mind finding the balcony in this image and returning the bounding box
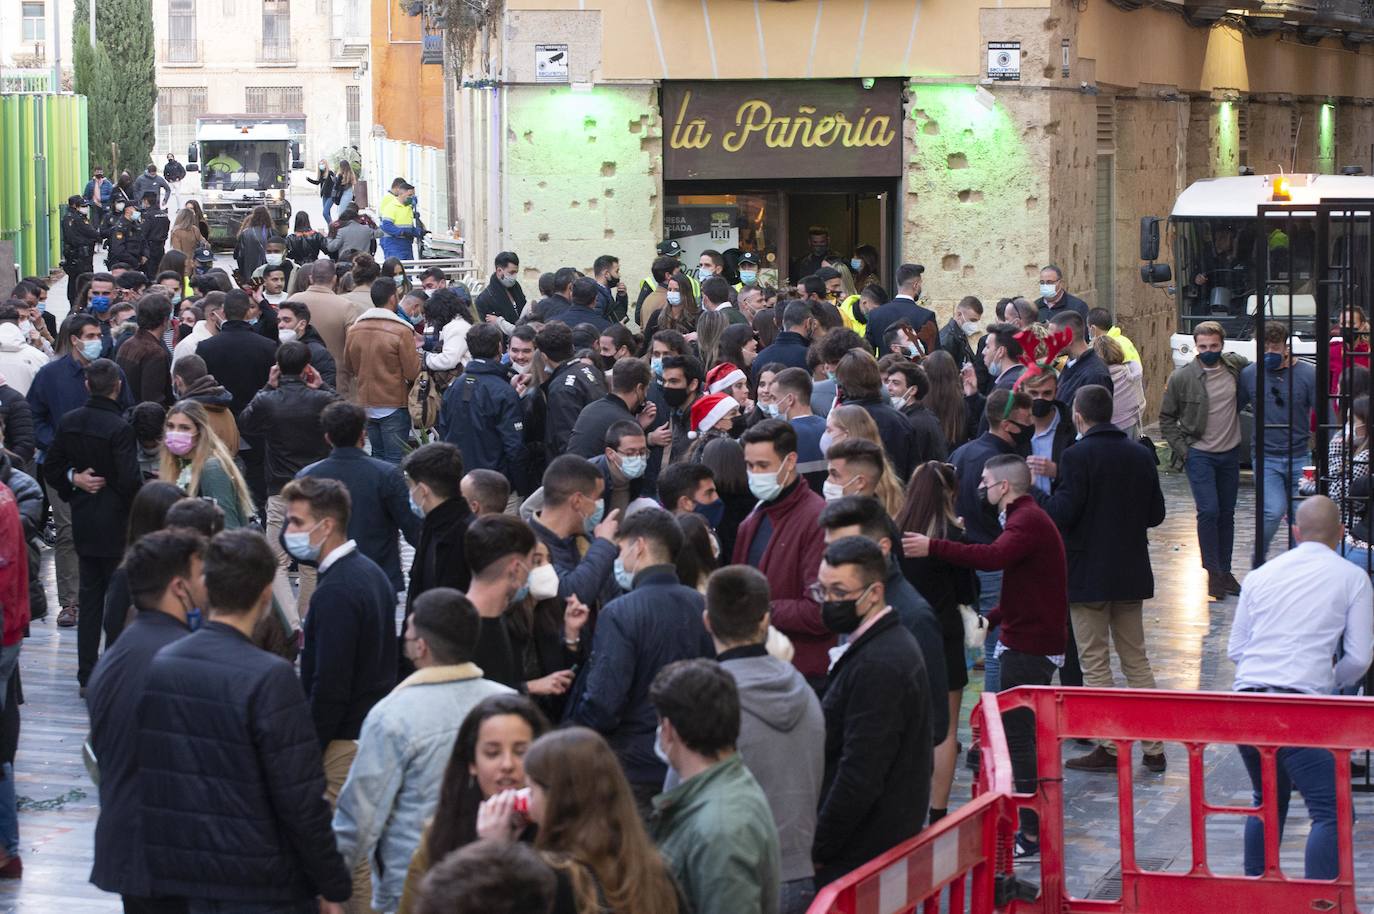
[1183,0,1374,32]
[160,39,203,66]
[256,38,297,66]
[330,37,368,67]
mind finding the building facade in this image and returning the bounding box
[0,0,74,87]
[151,0,371,168]
[403,0,1374,415]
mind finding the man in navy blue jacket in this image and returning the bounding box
[753,301,816,381]
[529,454,621,609]
[297,402,419,613]
[565,506,714,814]
[137,530,351,911]
[87,529,204,912]
[1048,311,1113,411]
[439,323,530,494]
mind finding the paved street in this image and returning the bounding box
[0,467,1370,911]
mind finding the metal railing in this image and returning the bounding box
[160,39,203,65]
[255,38,297,64]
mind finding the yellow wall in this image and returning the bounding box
[371,4,446,148]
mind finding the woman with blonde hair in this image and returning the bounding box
[183,198,211,241]
[822,406,904,513]
[158,399,255,528]
[478,727,681,913]
[169,207,206,258]
[334,159,357,214]
[1092,334,1144,437]
[695,309,729,370]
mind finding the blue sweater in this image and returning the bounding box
[28,354,134,455]
[1240,359,1318,456]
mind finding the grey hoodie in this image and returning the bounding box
[725,649,826,884]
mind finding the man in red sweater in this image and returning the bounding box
[903,453,1066,859]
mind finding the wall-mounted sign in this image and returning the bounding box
[988,41,1021,81]
[421,35,444,66]
[535,44,568,83]
[662,79,903,182]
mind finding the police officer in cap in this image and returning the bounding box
[137,191,172,271]
[61,195,104,304]
[736,251,761,290]
[636,238,699,316]
[106,201,146,270]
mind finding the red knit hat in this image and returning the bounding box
[689,392,737,438]
[706,362,747,395]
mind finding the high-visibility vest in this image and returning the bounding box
[838,294,865,335]
[640,273,701,298]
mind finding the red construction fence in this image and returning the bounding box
[807,686,1374,913]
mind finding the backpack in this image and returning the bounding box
[408,367,459,429]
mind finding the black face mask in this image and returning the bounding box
[662,386,689,409]
[1009,421,1034,453]
[977,483,996,510]
[728,414,748,438]
[821,585,873,634]
[1030,399,1055,419]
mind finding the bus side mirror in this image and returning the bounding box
[291,142,304,170]
[1140,216,1161,261]
[1140,263,1171,285]
[187,144,198,164]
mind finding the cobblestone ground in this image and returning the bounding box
[0,467,1370,912]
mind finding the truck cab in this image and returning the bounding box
[186,115,305,246]
[1141,173,1374,367]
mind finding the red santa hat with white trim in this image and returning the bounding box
[689,392,737,439]
[706,362,746,395]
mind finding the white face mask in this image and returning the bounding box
[278,328,298,344]
[822,479,848,501]
[527,563,560,600]
[961,321,980,335]
[266,253,284,266]
[511,359,532,375]
[1039,283,1057,300]
[264,291,287,305]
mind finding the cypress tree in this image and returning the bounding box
[73,0,156,174]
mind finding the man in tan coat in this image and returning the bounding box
[288,259,366,371]
[342,276,421,465]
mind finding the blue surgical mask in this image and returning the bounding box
[760,402,779,419]
[80,339,103,361]
[409,494,425,517]
[651,357,664,379]
[1039,283,1057,300]
[739,270,756,285]
[697,267,714,282]
[620,454,647,480]
[186,605,203,631]
[666,291,681,306]
[513,584,530,602]
[89,295,112,314]
[1263,352,1283,372]
[748,467,785,502]
[585,498,605,535]
[281,521,323,565]
[693,498,725,528]
[654,722,672,766]
[826,369,836,382]
[850,258,863,272]
[613,555,635,590]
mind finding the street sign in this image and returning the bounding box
[535,44,569,84]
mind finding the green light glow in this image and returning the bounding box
[1217,101,1237,169]
[1318,102,1336,172]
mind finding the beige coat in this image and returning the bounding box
[287,285,367,364]
[342,308,422,408]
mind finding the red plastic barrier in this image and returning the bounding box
[806,687,1374,914]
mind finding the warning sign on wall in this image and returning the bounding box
[987,41,1021,81]
[535,44,569,83]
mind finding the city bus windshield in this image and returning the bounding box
[198,141,291,191]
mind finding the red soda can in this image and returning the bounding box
[511,787,531,815]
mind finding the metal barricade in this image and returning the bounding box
[806,687,1374,914]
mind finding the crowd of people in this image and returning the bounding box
[0,199,1362,913]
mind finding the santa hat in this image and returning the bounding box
[706,362,747,395]
[689,392,737,439]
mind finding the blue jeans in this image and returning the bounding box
[366,409,411,465]
[1238,745,1339,880]
[1341,542,1373,574]
[1183,446,1240,573]
[976,568,1003,692]
[1256,454,1304,564]
[0,763,15,857]
[779,877,815,914]
[321,198,333,225]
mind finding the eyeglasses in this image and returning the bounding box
[1270,386,1286,408]
[807,581,874,604]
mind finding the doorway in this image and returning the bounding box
[663,179,899,289]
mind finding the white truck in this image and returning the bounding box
[1140,172,1374,367]
[184,114,306,245]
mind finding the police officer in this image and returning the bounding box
[537,320,607,458]
[61,195,104,305]
[137,192,171,271]
[438,323,531,494]
[635,239,699,317]
[105,202,145,270]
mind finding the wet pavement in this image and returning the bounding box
[0,463,1370,911]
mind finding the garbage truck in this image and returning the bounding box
[185,114,305,245]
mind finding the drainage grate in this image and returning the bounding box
[1086,856,1174,900]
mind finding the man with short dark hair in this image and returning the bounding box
[810,328,864,418]
[702,566,823,914]
[417,841,557,914]
[1035,264,1089,321]
[656,462,719,520]
[864,263,935,356]
[529,454,621,608]
[277,299,338,387]
[658,353,704,466]
[440,323,530,491]
[87,529,205,913]
[460,468,510,516]
[567,357,656,459]
[342,276,422,464]
[1050,385,1168,774]
[138,530,352,912]
[537,321,606,457]
[1086,307,1140,364]
[549,276,613,333]
[649,658,781,914]
[735,419,829,684]
[591,254,628,323]
[700,276,749,326]
[755,301,815,379]
[288,258,368,365]
[567,507,713,812]
[45,358,143,689]
[533,266,579,322]
[812,536,931,885]
[474,252,526,331]
[904,454,1067,858]
[297,402,421,614]
[769,366,826,491]
[1048,310,1113,410]
[115,294,174,405]
[884,361,948,462]
[334,588,512,912]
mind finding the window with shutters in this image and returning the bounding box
[346,85,361,149]
[1238,104,1249,167]
[166,0,198,62]
[261,0,292,60]
[1095,154,1115,315]
[157,87,208,155]
[1095,101,1116,156]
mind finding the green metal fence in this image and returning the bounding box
[0,93,89,282]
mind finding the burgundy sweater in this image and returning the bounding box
[928,494,1067,656]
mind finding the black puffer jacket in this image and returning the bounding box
[0,384,35,466]
[138,622,351,905]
